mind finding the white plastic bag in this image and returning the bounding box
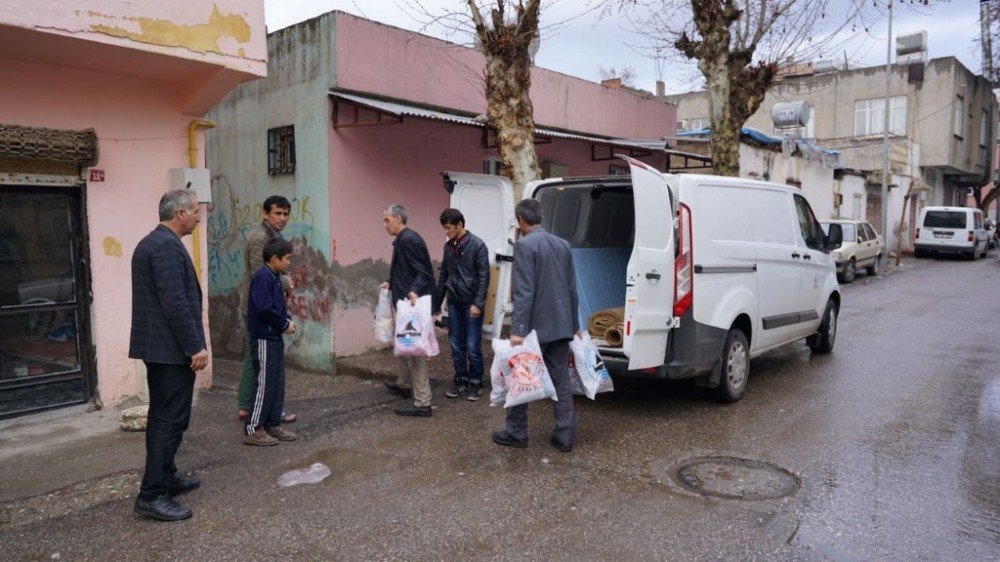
[277,462,332,487]
[489,339,512,406]
[569,332,614,400]
[393,295,438,357]
[373,288,394,343]
[491,331,557,408]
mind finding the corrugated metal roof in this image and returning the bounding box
[329,91,677,154]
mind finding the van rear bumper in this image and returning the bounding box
[915,241,973,253]
[603,313,726,381]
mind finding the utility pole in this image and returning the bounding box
[881,0,893,244]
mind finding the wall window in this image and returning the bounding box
[482,157,502,176]
[679,117,710,132]
[609,164,629,175]
[980,110,989,147]
[953,97,964,138]
[854,96,906,137]
[267,126,296,175]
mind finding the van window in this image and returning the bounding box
[973,212,983,229]
[924,211,966,229]
[793,195,824,250]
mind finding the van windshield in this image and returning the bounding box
[924,211,966,229]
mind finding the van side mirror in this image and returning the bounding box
[827,224,843,249]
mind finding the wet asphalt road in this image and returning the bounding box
[1,257,998,560]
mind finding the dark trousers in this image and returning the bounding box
[448,301,485,387]
[504,339,576,445]
[245,338,285,435]
[140,362,195,500]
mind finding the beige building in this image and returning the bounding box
[665,57,996,251]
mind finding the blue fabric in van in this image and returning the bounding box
[570,247,631,330]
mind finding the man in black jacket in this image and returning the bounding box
[434,208,490,401]
[379,204,436,417]
[129,189,208,521]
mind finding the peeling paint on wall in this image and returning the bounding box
[102,236,122,257]
[88,4,251,56]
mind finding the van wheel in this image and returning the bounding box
[807,300,838,354]
[838,259,856,284]
[865,254,881,276]
[713,329,749,403]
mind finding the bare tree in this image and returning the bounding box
[614,0,931,176]
[599,64,638,87]
[466,1,543,198]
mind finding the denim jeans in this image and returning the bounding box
[448,301,484,387]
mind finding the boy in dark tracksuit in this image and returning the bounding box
[244,238,297,446]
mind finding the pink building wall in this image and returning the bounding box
[0,1,266,407]
[333,13,675,139]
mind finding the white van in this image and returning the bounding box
[913,206,990,259]
[445,157,841,402]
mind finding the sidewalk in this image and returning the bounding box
[0,332,468,529]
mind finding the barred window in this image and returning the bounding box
[267,125,295,175]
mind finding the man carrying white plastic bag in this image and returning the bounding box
[568,332,614,400]
[393,295,438,357]
[491,199,581,453]
[488,331,556,408]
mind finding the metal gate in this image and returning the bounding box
[0,185,92,418]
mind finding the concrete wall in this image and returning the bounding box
[207,15,336,370]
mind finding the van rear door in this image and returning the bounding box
[444,172,517,335]
[622,157,674,370]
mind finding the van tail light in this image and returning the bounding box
[967,231,974,242]
[914,228,920,240]
[674,203,693,317]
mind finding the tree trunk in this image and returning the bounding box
[703,60,740,176]
[484,46,540,200]
[979,185,1000,214]
[469,1,542,200]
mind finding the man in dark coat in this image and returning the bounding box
[379,204,436,417]
[434,208,490,401]
[129,189,208,521]
[492,198,581,453]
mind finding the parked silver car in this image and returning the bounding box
[820,220,884,283]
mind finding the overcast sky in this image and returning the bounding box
[263,0,985,95]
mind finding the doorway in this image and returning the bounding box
[0,185,92,418]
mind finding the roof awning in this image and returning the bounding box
[329,90,711,169]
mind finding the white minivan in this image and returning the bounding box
[913,206,990,259]
[446,157,841,402]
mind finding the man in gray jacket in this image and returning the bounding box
[492,198,580,453]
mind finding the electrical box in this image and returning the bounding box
[168,168,211,203]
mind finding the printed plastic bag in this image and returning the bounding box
[569,332,614,400]
[393,296,438,357]
[373,288,394,343]
[277,462,332,487]
[495,331,557,408]
[567,355,587,396]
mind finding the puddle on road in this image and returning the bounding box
[667,456,800,501]
[288,449,403,483]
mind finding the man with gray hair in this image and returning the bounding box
[492,198,581,453]
[129,189,208,521]
[379,204,436,417]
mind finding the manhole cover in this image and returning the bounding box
[668,456,799,500]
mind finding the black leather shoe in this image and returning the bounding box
[549,436,573,453]
[384,381,413,399]
[168,476,200,496]
[394,406,432,417]
[492,430,527,448]
[133,495,192,522]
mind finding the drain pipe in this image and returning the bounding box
[187,119,215,281]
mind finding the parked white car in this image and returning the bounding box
[447,157,841,403]
[820,219,884,283]
[914,206,990,260]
